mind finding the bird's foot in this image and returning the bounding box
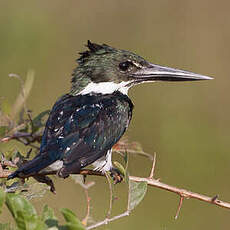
[110,167,123,184]
[33,174,56,194]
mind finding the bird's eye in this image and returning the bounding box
[119,61,133,72]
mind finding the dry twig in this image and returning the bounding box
[2,168,230,210]
[128,176,230,210]
[82,188,91,226]
[86,211,129,230]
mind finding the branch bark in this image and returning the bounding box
[2,169,230,210]
[86,211,129,230]
[129,175,230,210]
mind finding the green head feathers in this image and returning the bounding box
[71,40,148,94]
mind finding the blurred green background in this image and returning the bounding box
[0,0,230,229]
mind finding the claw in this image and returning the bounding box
[33,174,56,194]
[110,168,123,184]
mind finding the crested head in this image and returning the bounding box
[71,40,148,95]
[70,41,212,95]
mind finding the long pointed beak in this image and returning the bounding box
[130,63,213,82]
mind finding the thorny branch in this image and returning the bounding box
[128,176,230,210]
[1,161,230,211]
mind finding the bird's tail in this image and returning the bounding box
[7,153,55,180]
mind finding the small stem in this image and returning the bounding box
[86,211,129,230]
[149,152,156,179]
[105,172,113,218]
[175,195,184,219]
[82,188,91,226]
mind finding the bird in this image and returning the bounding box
[8,40,212,182]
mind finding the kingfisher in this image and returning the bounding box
[8,41,212,182]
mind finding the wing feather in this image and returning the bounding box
[40,92,133,176]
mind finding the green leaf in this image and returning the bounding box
[5,193,37,219]
[123,151,130,183]
[105,171,113,185]
[41,205,58,228]
[61,208,85,230]
[124,151,128,166]
[0,223,11,230]
[128,180,147,211]
[15,210,45,230]
[42,205,56,221]
[0,188,5,214]
[46,227,58,230]
[63,223,85,230]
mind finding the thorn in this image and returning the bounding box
[149,152,156,179]
[175,195,184,220]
